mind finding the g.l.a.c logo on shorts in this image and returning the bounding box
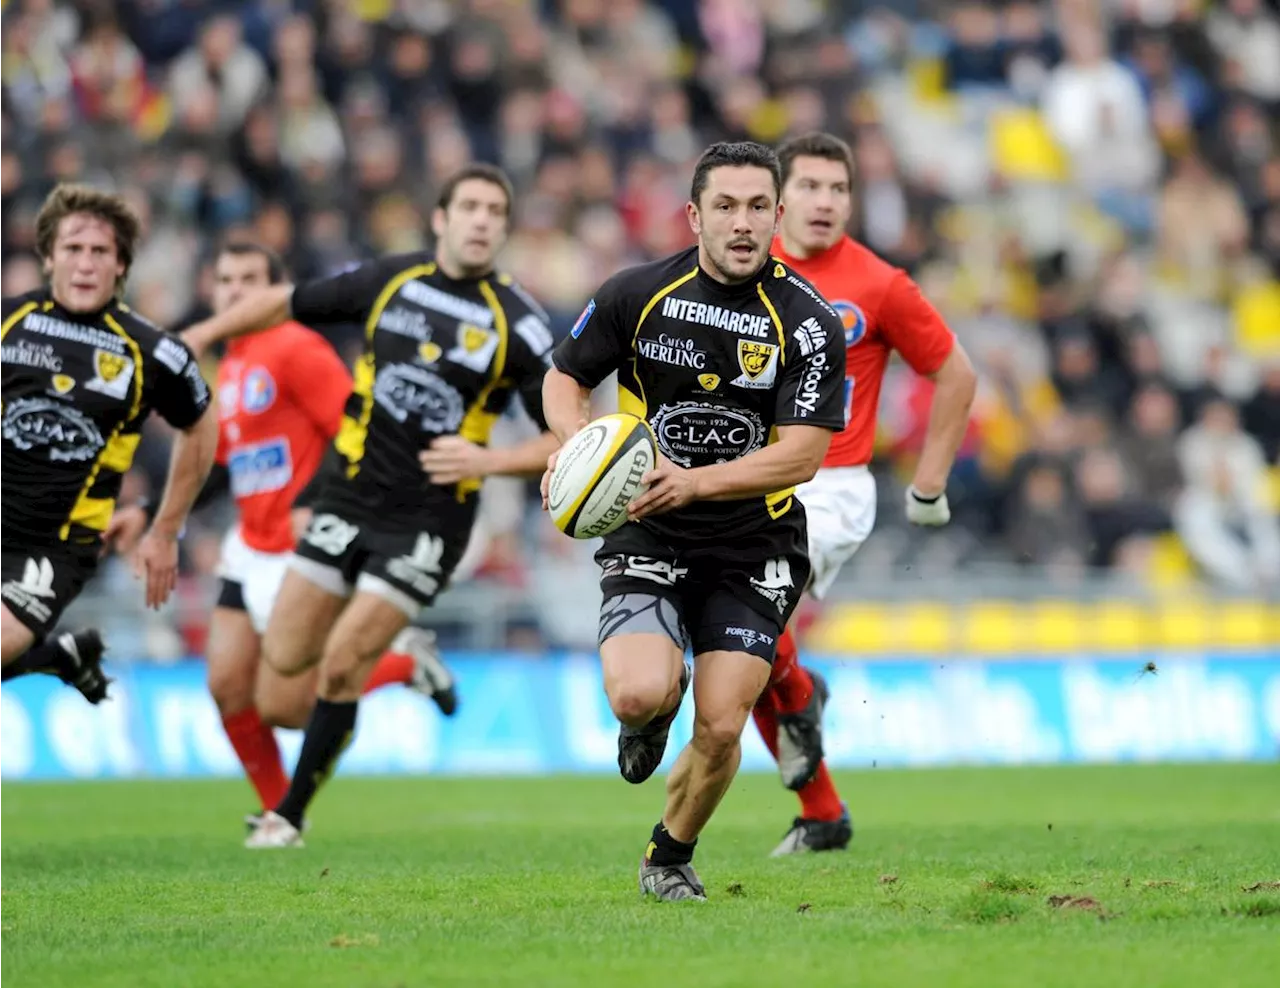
[831,300,867,346]
[571,299,596,339]
[242,368,276,414]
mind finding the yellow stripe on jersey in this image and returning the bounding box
[756,283,786,366]
[0,299,38,414]
[626,266,698,417]
[1,301,38,340]
[764,426,793,519]
[336,262,436,478]
[455,280,511,498]
[60,314,146,538]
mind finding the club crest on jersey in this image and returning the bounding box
[85,348,134,399]
[418,341,443,365]
[50,374,75,394]
[697,373,720,391]
[832,300,867,346]
[773,262,786,278]
[732,340,779,390]
[242,368,276,414]
[459,323,491,353]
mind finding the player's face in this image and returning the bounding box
[44,213,124,313]
[780,156,853,255]
[212,252,272,314]
[433,178,510,277]
[689,165,782,284]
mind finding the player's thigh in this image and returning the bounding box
[205,585,261,714]
[688,590,780,725]
[316,591,412,698]
[240,544,293,637]
[796,467,877,599]
[1,545,94,660]
[261,567,348,676]
[596,532,692,718]
[598,595,688,722]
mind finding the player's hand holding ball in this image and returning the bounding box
[627,456,699,520]
[905,485,951,526]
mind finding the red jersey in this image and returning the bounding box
[770,236,954,467]
[215,322,351,553]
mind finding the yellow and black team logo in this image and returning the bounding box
[698,373,720,391]
[51,374,75,394]
[774,262,786,278]
[738,341,774,380]
[95,350,128,382]
[732,340,779,390]
[418,341,442,364]
[459,323,491,353]
[86,347,135,400]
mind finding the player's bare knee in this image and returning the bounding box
[257,686,310,730]
[206,663,254,716]
[691,711,745,766]
[608,681,669,727]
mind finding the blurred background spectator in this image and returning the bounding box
[3,0,1278,658]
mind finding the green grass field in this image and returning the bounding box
[3,764,1278,988]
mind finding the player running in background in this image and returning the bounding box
[760,133,977,855]
[112,242,458,827]
[543,142,847,900]
[2,184,216,702]
[181,165,558,847]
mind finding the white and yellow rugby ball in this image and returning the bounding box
[548,413,657,539]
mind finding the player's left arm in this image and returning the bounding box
[420,307,560,483]
[134,334,218,608]
[630,302,845,516]
[879,273,977,523]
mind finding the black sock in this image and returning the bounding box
[1,637,65,681]
[276,698,357,829]
[645,822,697,866]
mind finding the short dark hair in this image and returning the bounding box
[690,142,782,206]
[777,132,855,187]
[216,241,286,283]
[35,184,141,292]
[436,163,514,216]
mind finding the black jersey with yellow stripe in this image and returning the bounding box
[288,252,553,520]
[552,245,847,545]
[1,289,211,545]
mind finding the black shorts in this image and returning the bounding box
[1,542,99,638]
[290,500,471,617]
[594,513,811,663]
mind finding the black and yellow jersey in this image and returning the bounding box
[1,289,211,545]
[288,252,553,520]
[552,245,846,545]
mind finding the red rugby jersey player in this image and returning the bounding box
[754,134,977,857]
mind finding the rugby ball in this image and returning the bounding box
[548,413,657,539]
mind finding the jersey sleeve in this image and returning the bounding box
[774,303,847,430]
[551,271,637,389]
[878,272,955,376]
[145,333,212,430]
[290,255,414,328]
[281,328,352,439]
[506,305,555,430]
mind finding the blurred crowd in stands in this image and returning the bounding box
[3,0,1279,655]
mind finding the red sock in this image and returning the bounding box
[798,762,844,822]
[766,627,813,714]
[221,707,289,811]
[752,689,780,758]
[361,651,414,694]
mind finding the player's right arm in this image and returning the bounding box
[543,275,637,443]
[180,256,408,355]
